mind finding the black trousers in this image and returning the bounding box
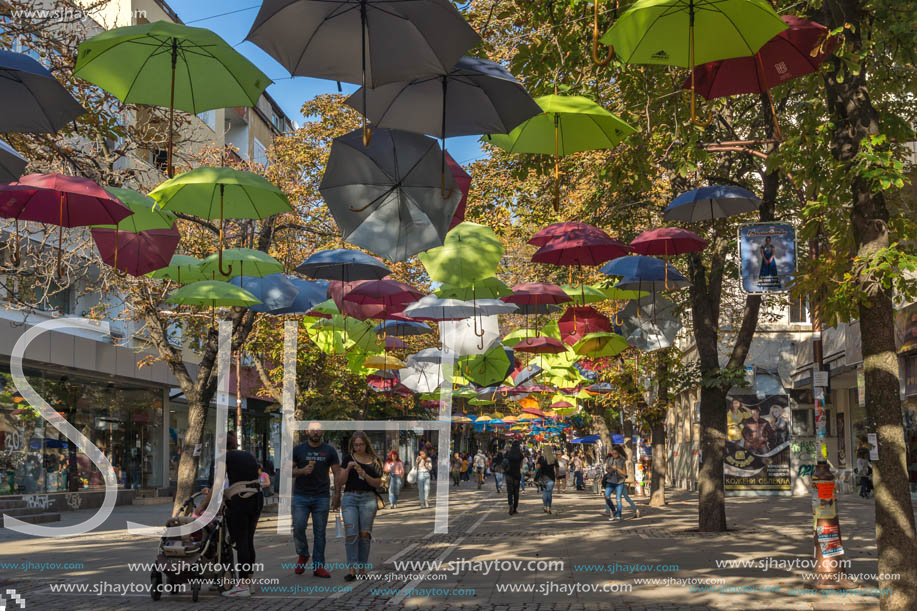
[226,494,263,579]
[505,475,520,511]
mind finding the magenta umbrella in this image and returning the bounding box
[630,227,707,289]
[343,279,423,309]
[682,16,838,139]
[558,306,611,346]
[0,185,43,265]
[513,336,567,354]
[12,174,132,275]
[91,227,181,277]
[446,152,471,231]
[329,279,397,321]
[531,234,630,267]
[528,222,609,247]
[501,282,571,305]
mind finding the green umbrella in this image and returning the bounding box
[561,284,607,305]
[453,386,478,400]
[468,398,494,406]
[199,248,283,279]
[307,315,381,354]
[457,343,511,387]
[309,299,340,317]
[436,276,512,300]
[573,331,629,358]
[502,327,538,348]
[147,254,206,284]
[167,280,261,310]
[485,95,635,210]
[418,222,504,287]
[74,21,270,177]
[149,167,292,276]
[599,0,786,126]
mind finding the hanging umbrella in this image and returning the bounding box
[0,139,27,182]
[587,382,614,394]
[13,173,133,276]
[246,0,479,145]
[307,299,339,319]
[364,354,406,371]
[446,153,472,230]
[531,231,630,267]
[502,283,571,306]
[682,15,839,138]
[436,277,512,300]
[399,360,443,394]
[562,284,607,306]
[458,343,512,387]
[514,337,567,354]
[343,279,423,312]
[328,279,394,321]
[406,296,517,321]
[406,348,446,367]
[573,332,629,358]
[529,222,607,247]
[385,336,406,350]
[440,315,500,356]
[147,254,207,284]
[597,285,649,301]
[367,373,400,392]
[522,406,548,418]
[167,280,261,311]
[512,363,542,386]
[558,306,612,346]
[663,185,761,222]
[630,227,707,288]
[74,21,270,177]
[229,273,298,313]
[321,127,461,261]
[599,0,787,127]
[91,227,181,277]
[418,222,504,287]
[296,248,391,281]
[375,319,432,337]
[601,255,690,293]
[308,315,381,354]
[270,277,329,315]
[617,295,682,352]
[200,248,284,279]
[515,303,564,316]
[485,95,636,210]
[0,50,86,133]
[91,186,178,274]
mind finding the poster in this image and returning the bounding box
[724,395,791,493]
[837,413,846,466]
[738,222,796,293]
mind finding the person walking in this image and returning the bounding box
[607,445,640,521]
[337,432,383,581]
[414,449,433,508]
[504,441,524,515]
[462,453,471,481]
[383,451,404,509]
[856,447,873,498]
[573,453,585,490]
[536,446,559,514]
[557,452,569,493]
[493,448,505,493]
[451,452,463,486]
[473,449,487,490]
[291,422,341,578]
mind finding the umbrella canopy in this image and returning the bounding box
[663,185,761,222]
[399,361,442,394]
[532,233,630,267]
[229,274,298,313]
[458,343,512,387]
[364,354,406,371]
[561,284,607,305]
[91,227,181,277]
[502,282,571,305]
[558,306,612,346]
[343,279,423,310]
[436,277,512,300]
[630,227,707,256]
[95,187,176,232]
[321,127,461,261]
[308,315,381,354]
[269,277,329,315]
[529,222,608,247]
[446,153,471,230]
[601,255,690,292]
[0,50,86,133]
[384,336,406,350]
[418,221,504,287]
[200,248,284,279]
[617,295,682,352]
[514,337,567,354]
[404,295,517,321]
[440,314,500,356]
[328,279,395,320]
[167,280,261,308]
[573,332,629,358]
[512,363,542,386]
[307,299,339,318]
[0,139,27,182]
[522,407,547,418]
[571,434,600,444]
[375,319,432,337]
[406,348,446,367]
[147,254,207,284]
[296,248,391,281]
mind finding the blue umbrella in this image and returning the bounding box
[295,248,391,281]
[513,363,542,386]
[663,185,761,222]
[0,50,86,133]
[230,273,297,313]
[271,277,329,315]
[502,345,516,379]
[374,319,432,336]
[601,255,689,292]
[573,362,597,381]
[572,434,600,444]
[587,382,614,393]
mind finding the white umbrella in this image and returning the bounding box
[406,347,446,367]
[404,294,518,320]
[399,362,442,394]
[440,314,500,356]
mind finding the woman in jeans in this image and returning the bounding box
[606,446,640,521]
[536,446,559,514]
[336,432,382,581]
[414,450,432,508]
[383,450,404,509]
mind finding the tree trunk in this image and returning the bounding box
[819,3,917,606]
[172,393,206,513]
[697,384,728,531]
[650,421,666,507]
[590,407,613,454]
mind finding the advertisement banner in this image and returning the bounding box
[725,395,791,493]
[738,222,796,293]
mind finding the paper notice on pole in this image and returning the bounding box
[814,371,829,388]
[867,433,879,461]
[193,443,201,457]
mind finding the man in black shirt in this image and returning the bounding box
[291,422,341,578]
[504,441,524,515]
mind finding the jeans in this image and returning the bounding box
[859,475,872,497]
[505,475,520,511]
[541,479,555,508]
[416,471,431,506]
[292,494,330,568]
[341,491,377,568]
[494,472,504,492]
[603,484,619,516]
[575,471,584,489]
[388,475,402,506]
[613,482,637,515]
[226,494,263,579]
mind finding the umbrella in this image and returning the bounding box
[458,343,512,387]
[600,0,787,126]
[375,320,432,337]
[522,407,547,418]
[485,95,635,210]
[531,234,630,267]
[92,187,177,274]
[399,361,443,394]
[0,139,27,182]
[682,16,839,138]
[572,434,600,444]
[440,315,500,356]
[385,336,406,350]
[270,277,329,315]
[617,295,682,352]
[150,167,292,275]
[14,173,132,275]
[328,279,395,320]
[296,248,391,281]
[562,284,607,306]
[167,280,262,312]
[630,227,707,289]
[601,255,690,293]
[663,185,761,222]
[0,50,86,133]
[75,21,270,176]
[529,222,608,247]
[200,248,284,279]
[307,299,339,318]
[308,315,381,354]
[447,153,472,230]
[587,382,614,393]
[229,273,298,313]
[91,227,181,277]
[364,354,405,371]
[418,222,504,288]
[320,127,461,261]
[147,255,207,284]
[512,363,542,386]
[406,348,446,367]
[558,306,612,346]
[573,332,629,358]
[343,279,423,312]
[436,277,512,300]
[246,0,480,145]
[513,337,567,354]
[347,55,540,192]
[502,282,571,306]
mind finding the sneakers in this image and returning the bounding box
[221,585,251,597]
[294,555,309,575]
[313,568,331,578]
[609,513,617,522]
[601,509,610,516]
[634,508,641,519]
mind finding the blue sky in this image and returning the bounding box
[169,0,485,166]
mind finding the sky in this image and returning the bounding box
[168,0,486,166]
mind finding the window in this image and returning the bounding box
[253,138,268,167]
[789,297,809,323]
[151,148,168,173]
[791,409,813,436]
[197,110,216,132]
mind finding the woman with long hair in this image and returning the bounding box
[383,450,404,509]
[336,432,383,581]
[536,445,559,514]
[414,449,433,508]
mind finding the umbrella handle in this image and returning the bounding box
[362,119,373,147]
[591,0,615,66]
[113,230,127,278]
[218,249,233,277]
[11,218,21,267]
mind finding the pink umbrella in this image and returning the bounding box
[91,227,181,277]
[446,152,471,231]
[343,279,423,309]
[550,400,573,409]
[630,227,707,289]
[531,234,630,267]
[13,174,132,275]
[521,406,547,418]
[501,282,571,305]
[513,336,567,354]
[0,185,43,265]
[558,306,611,346]
[528,222,609,247]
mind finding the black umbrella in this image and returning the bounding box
[246,0,480,145]
[0,50,86,133]
[0,139,27,182]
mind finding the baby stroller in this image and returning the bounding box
[150,491,236,602]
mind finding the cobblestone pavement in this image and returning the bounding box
[2,481,899,610]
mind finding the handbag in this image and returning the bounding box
[380,472,391,491]
[374,490,386,510]
[407,469,418,485]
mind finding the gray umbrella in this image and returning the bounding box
[0,139,27,182]
[616,295,682,352]
[229,274,298,313]
[271,277,328,315]
[0,50,86,133]
[320,127,461,262]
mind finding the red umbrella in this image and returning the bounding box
[528,222,609,247]
[12,174,132,275]
[558,306,611,346]
[501,282,571,305]
[513,336,567,354]
[550,400,573,409]
[328,279,407,321]
[91,227,181,277]
[682,16,839,138]
[0,185,43,265]
[515,384,553,394]
[531,234,630,267]
[630,227,706,289]
[522,406,547,417]
[343,279,423,309]
[446,152,471,231]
